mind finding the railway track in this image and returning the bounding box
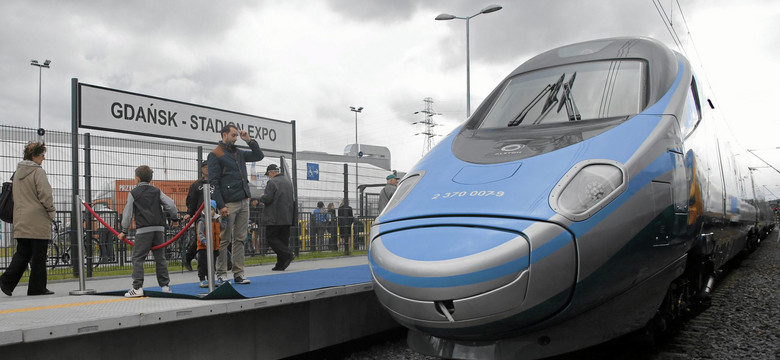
[651,231,780,360]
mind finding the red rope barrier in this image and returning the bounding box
[151,206,202,250]
[80,199,203,250]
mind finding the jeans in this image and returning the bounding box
[216,198,248,279]
[130,231,169,290]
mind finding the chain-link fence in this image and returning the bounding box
[1,125,386,278]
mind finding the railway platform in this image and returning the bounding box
[0,255,399,360]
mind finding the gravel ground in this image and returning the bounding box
[303,230,780,360]
[655,230,780,360]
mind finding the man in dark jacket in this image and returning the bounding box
[337,199,353,253]
[259,164,295,271]
[208,124,264,285]
[378,173,398,213]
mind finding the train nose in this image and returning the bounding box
[369,220,576,337]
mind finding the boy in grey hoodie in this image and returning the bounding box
[118,165,179,297]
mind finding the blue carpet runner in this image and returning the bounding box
[98,265,371,300]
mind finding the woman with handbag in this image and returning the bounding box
[0,142,56,296]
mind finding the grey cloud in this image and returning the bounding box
[325,0,420,24]
[432,1,677,72]
[29,0,254,41]
[188,58,255,89]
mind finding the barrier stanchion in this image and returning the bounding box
[70,195,97,295]
[201,180,215,296]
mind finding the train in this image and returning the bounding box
[367,37,776,359]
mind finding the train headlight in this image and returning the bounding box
[549,160,627,221]
[380,171,425,216]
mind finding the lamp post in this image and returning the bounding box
[436,4,502,118]
[30,59,52,140]
[350,106,363,213]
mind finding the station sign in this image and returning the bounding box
[78,82,294,154]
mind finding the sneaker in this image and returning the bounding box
[199,280,209,288]
[161,285,171,293]
[125,288,144,298]
[234,276,250,285]
[216,277,228,286]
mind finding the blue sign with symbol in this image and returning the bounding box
[307,163,319,181]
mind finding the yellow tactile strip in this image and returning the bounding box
[0,297,147,315]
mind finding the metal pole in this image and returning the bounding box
[350,107,362,216]
[197,146,203,177]
[355,112,359,212]
[70,196,96,295]
[466,17,471,118]
[84,133,93,275]
[37,66,42,140]
[202,179,215,294]
[31,60,50,140]
[290,121,300,257]
[343,163,349,255]
[343,163,349,204]
[70,78,80,277]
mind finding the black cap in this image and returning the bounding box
[201,160,208,168]
[265,164,279,175]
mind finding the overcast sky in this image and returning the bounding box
[1,0,779,196]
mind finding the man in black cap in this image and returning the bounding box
[378,172,399,213]
[182,160,212,271]
[259,163,295,270]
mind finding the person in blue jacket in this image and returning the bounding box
[207,124,264,285]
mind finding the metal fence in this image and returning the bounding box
[0,125,381,279]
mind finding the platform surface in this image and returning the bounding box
[0,256,372,346]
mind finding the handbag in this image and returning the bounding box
[0,173,15,223]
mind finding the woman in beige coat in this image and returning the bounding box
[0,142,56,296]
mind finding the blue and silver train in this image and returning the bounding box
[368,37,775,359]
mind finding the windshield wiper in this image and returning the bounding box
[507,83,551,127]
[557,72,581,121]
[532,74,565,125]
[507,73,565,127]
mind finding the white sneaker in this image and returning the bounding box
[125,288,144,298]
[161,285,171,293]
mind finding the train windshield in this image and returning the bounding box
[479,60,647,129]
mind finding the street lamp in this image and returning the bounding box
[30,59,52,140]
[436,4,502,118]
[350,106,363,213]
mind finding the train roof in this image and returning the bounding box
[507,37,681,109]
